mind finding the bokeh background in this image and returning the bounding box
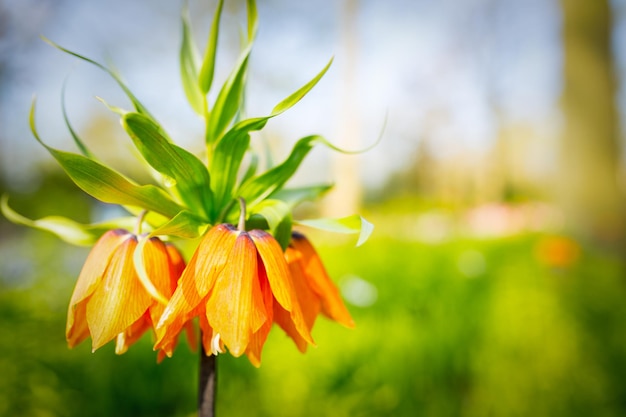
[2,0,626,416]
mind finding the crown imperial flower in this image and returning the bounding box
[282,232,355,352]
[66,229,190,359]
[155,223,317,367]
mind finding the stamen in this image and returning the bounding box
[115,332,127,355]
[210,333,223,356]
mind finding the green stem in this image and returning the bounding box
[237,197,246,231]
[135,210,148,235]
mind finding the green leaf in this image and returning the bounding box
[198,0,224,94]
[180,4,204,115]
[238,135,320,208]
[249,199,292,250]
[296,215,374,247]
[210,129,250,216]
[122,112,213,219]
[249,199,289,231]
[42,36,155,121]
[47,150,181,218]
[240,152,258,184]
[212,57,333,143]
[1,195,136,246]
[271,184,333,208]
[270,57,333,116]
[96,96,127,116]
[206,46,252,143]
[273,214,293,251]
[246,0,258,43]
[150,210,209,239]
[61,77,95,158]
[30,100,183,218]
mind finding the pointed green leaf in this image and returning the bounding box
[62,77,94,158]
[246,0,258,43]
[30,101,183,218]
[180,4,204,114]
[249,199,289,231]
[271,184,333,208]
[274,214,293,251]
[206,47,251,143]
[296,215,374,246]
[1,195,136,246]
[96,96,127,116]
[47,150,182,217]
[240,152,258,184]
[270,57,332,116]
[42,36,155,121]
[238,135,320,208]
[198,0,224,94]
[150,210,209,239]
[212,57,333,143]
[248,199,292,250]
[122,112,213,219]
[210,129,250,215]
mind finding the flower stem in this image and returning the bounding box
[135,210,148,235]
[237,197,246,231]
[199,343,217,417]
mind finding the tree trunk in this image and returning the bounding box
[559,0,625,246]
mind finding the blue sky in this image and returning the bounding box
[0,0,623,191]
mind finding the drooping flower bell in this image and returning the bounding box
[66,229,191,359]
[155,224,315,367]
[279,231,355,352]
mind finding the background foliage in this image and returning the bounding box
[1,178,625,417]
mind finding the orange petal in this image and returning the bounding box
[66,300,90,348]
[144,237,177,298]
[250,230,314,345]
[115,312,151,355]
[205,232,266,357]
[198,312,216,356]
[249,230,292,310]
[66,229,129,338]
[286,247,321,331]
[183,320,198,352]
[245,259,275,367]
[156,226,234,350]
[273,302,308,353]
[143,238,179,326]
[291,233,354,328]
[86,236,152,351]
[154,251,203,351]
[194,224,238,295]
[165,243,186,285]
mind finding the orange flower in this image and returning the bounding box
[66,229,190,359]
[280,231,354,352]
[155,224,314,367]
[535,235,581,268]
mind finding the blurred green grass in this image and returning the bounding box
[2,218,625,416]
